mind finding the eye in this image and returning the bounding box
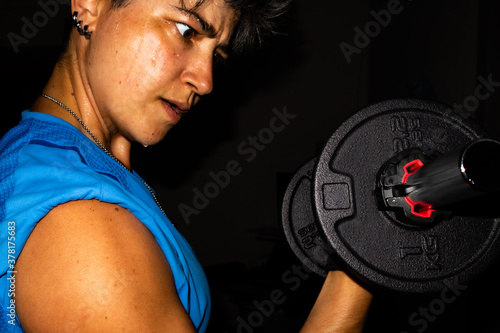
[175,22,196,39]
[213,52,227,65]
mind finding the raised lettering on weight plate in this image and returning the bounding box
[399,234,442,271]
[298,224,318,250]
[390,116,423,153]
[423,235,441,270]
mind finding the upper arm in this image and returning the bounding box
[14,199,196,333]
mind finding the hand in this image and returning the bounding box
[301,271,373,333]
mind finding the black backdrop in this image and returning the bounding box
[1,0,500,332]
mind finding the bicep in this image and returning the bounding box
[14,199,196,333]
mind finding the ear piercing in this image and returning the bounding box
[72,11,92,39]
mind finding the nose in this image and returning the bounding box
[181,48,214,96]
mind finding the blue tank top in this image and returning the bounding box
[0,111,211,332]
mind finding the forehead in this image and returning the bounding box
[179,0,239,24]
[130,0,239,33]
[113,0,237,18]
[178,0,233,11]
[105,0,239,50]
[127,0,237,17]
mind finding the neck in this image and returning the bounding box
[32,38,132,170]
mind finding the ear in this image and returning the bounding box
[71,0,101,33]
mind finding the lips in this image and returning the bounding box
[161,99,189,123]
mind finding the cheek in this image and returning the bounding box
[138,38,184,91]
[111,34,166,96]
[88,19,182,104]
[121,49,185,112]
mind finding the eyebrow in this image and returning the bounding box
[172,5,217,38]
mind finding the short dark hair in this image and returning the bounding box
[110,0,291,54]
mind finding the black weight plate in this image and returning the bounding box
[313,99,500,293]
[281,158,337,277]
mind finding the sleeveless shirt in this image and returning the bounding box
[0,111,210,332]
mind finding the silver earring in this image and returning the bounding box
[72,11,92,39]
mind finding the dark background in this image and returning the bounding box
[2,0,500,332]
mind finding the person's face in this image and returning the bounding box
[86,0,238,146]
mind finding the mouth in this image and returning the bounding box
[161,99,189,123]
[163,99,189,114]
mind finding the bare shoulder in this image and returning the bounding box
[14,199,196,332]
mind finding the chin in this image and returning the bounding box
[139,126,173,147]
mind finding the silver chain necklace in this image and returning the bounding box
[40,93,167,217]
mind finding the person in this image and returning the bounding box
[0,0,372,331]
